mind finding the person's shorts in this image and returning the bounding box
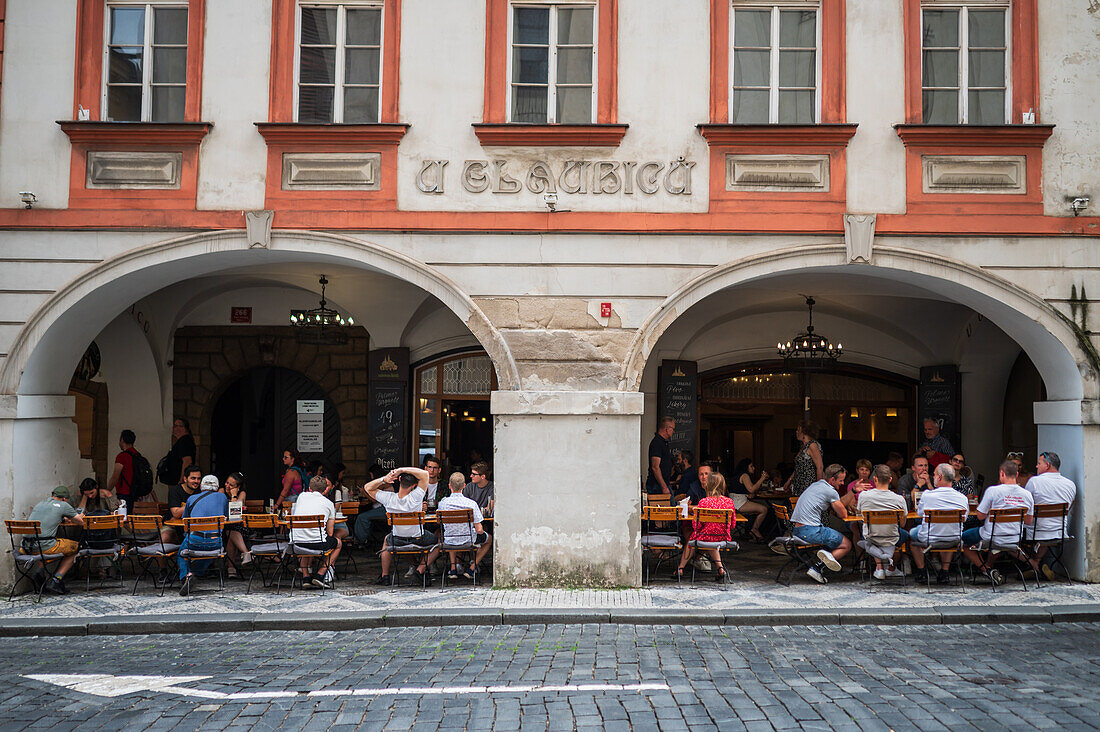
[295,536,339,552]
[27,538,79,557]
[960,527,983,547]
[384,531,438,549]
[793,525,844,551]
[731,494,749,510]
[444,532,490,548]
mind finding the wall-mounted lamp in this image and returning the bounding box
[19,191,36,209]
[543,192,558,212]
[1070,196,1090,217]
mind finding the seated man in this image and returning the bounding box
[789,464,852,583]
[424,472,493,580]
[177,474,229,595]
[363,466,434,585]
[961,460,1035,586]
[857,464,909,580]
[463,462,494,515]
[908,462,970,584]
[24,486,84,595]
[1023,450,1077,579]
[291,475,342,589]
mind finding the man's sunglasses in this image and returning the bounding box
[1006,451,1024,459]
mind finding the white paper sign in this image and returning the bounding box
[297,400,324,414]
[296,410,324,452]
[297,432,323,451]
[228,501,243,520]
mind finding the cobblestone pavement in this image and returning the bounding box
[3,623,1099,731]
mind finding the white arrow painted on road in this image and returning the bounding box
[25,674,669,701]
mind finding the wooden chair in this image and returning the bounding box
[336,501,362,574]
[241,513,286,593]
[76,513,125,592]
[912,509,967,592]
[857,510,907,587]
[767,504,824,586]
[125,515,179,596]
[975,507,1032,592]
[278,515,336,594]
[132,501,165,516]
[644,494,673,507]
[5,520,64,602]
[385,512,437,588]
[686,507,738,587]
[243,500,267,514]
[436,508,483,590]
[178,516,228,596]
[641,505,683,586]
[1027,502,1071,582]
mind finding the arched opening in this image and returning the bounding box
[210,367,342,501]
[413,351,496,473]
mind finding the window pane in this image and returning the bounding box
[511,85,547,122]
[153,7,188,45]
[512,46,548,84]
[301,7,337,46]
[344,86,380,123]
[419,399,437,453]
[733,50,769,87]
[300,47,336,84]
[346,8,382,45]
[779,10,815,47]
[514,7,549,45]
[110,7,145,45]
[346,48,380,84]
[108,47,144,84]
[968,50,1005,86]
[556,86,591,123]
[106,86,142,121]
[731,88,769,123]
[557,7,593,44]
[778,50,815,87]
[420,366,438,394]
[968,9,1005,47]
[557,48,592,85]
[922,50,958,87]
[778,90,814,123]
[922,9,958,48]
[299,85,335,122]
[733,9,770,47]
[152,47,187,83]
[922,89,958,124]
[151,85,185,121]
[968,89,1005,124]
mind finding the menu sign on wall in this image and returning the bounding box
[919,365,960,449]
[296,399,324,452]
[369,348,409,470]
[659,360,698,458]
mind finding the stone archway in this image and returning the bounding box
[173,325,369,480]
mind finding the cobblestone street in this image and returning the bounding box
[3,623,1098,731]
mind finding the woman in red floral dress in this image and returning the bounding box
[675,472,737,582]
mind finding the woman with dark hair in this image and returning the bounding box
[732,458,769,542]
[784,421,823,496]
[224,472,246,502]
[222,472,250,570]
[276,448,309,505]
[75,477,119,514]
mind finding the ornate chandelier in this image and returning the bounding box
[777,296,842,367]
[291,275,354,345]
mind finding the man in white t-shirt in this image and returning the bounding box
[363,466,433,585]
[908,462,970,585]
[961,460,1034,586]
[291,475,341,589]
[422,455,443,507]
[1024,451,1076,579]
[422,472,492,580]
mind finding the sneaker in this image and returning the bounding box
[323,566,335,583]
[768,540,790,557]
[447,569,460,580]
[987,568,1005,586]
[913,569,928,584]
[1041,564,1056,581]
[816,549,841,572]
[404,566,418,579]
[310,574,331,590]
[43,578,66,595]
[935,569,950,584]
[178,574,193,596]
[693,556,712,572]
[807,566,828,584]
[241,551,253,565]
[463,566,476,580]
[885,567,905,578]
[373,574,391,586]
[873,568,886,581]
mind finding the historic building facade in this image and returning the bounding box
[1,0,1098,586]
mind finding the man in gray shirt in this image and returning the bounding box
[24,486,85,595]
[463,461,495,515]
[790,464,852,583]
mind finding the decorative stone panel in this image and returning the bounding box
[724,154,830,192]
[86,151,182,189]
[922,155,1027,194]
[281,152,382,190]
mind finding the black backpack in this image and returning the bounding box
[84,509,118,550]
[128,451,155,499]
[156,452,178,485]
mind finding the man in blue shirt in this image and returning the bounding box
[178,473,229,595]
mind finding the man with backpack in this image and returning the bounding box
[106,429,154,511]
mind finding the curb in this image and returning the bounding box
[0,604,1097,637]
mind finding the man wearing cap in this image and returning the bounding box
[177,473,229,595]
[24,486,84,595]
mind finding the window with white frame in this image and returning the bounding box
[104,1,188,122]
[297,2,383,123]
[921,3,1009,124]
[730,4,819,124]
[509,2,596,124]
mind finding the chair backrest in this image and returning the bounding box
[642,505,681,523]
[83,514,122,531]
[988,507,1027,542]
[388,511,425,527]
[862,509,905,527]
[243,500,266,512]
[5,519,42,536]
[645,495,672,507]
[127,514,163,533]
[673,493,688,504]
[182,516,225,534]
[694,507,733,526]
[242,513,278,530]
[133,501,163,516]
[773,503,791,522]
[281,501,295,514]
[286,514,325,531]
[925,509,966,524]
[339,501,361,516]
[438,508,475,525]
[1033,502,1069,519]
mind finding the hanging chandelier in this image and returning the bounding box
[777,296,842,368]
[291,275,354,345]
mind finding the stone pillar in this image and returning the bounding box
[491,390,644,588]
[1033,399,1099,581]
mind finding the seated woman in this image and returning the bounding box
[222,472,251,570]
[675,472,737,582]
[841,459,874,513]
[325,473,350,541]
[732,458,769,542]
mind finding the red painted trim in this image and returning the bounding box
[269,0,402,123]
[711,0,845,124]
[58,121,213,144]
[902,0,919,124]
[473,123,628,146]
[483,0,618,124]
[895,124,1053,148]
[698,124,857,147]
[255,123,409,146]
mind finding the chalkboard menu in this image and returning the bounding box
[919,365,960,449]
[659,360,698,457]
[369,348,409,470]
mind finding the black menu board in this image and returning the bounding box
[369,348,409,470]
[919,365,959,449]
[659,360,698,456]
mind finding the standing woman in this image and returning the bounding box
[276,449,309,506]
[222,472,250,569]
[784,421,823,496]
[732,458,769,542]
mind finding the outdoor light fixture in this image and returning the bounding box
[777,296,842,369]
[291,274,353,345]
[18,191,36,209]
[1070,196,1090,216]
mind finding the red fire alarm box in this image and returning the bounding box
[600,302,612,318]
[231,307,253,324]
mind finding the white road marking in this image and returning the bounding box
[25,674,669,701]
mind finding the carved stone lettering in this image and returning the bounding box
[416,159,447,194]
[428,157,697,198]
[462,160,490,193]
[491,159,521,193]
[559,160,592,194]
[593,161,621,194]
[636,162,664,194]
[664,158,695,195]
[620,161,637,194]
[526,161,556,193]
